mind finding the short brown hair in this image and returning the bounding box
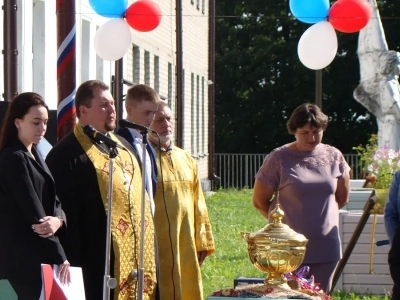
[286,103,328,134]
[125,84,159,106]
[75,80,109,118]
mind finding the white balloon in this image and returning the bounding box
[297,21,338,70]
[94,19,131,61]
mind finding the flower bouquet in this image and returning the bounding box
[353,134,400,212]
[353,134,400,188]
[367,145,400,189]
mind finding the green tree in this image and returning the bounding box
[215,0,400,154]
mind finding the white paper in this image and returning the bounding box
[52,265,86,300]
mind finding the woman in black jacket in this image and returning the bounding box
[0,93,70,299]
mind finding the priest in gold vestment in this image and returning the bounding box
[46,80,158,300]
[149,101,215,300]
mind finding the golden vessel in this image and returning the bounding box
[242,203,308,286]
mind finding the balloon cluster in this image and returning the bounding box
[90,0,162,61]
[290,0,372,70]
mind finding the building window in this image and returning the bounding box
[132,46,140,83]
[202,0,205,14]
[154,55,159,92]
[196,0,200,10]
[191,73,195,153]
[168,63,173,112]
[191,0,194,4]
[202,76,205,154]
[144,51,150,85]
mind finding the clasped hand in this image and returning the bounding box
[32,216,62,238]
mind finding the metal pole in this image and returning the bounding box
[136,132,148,300]
[175,0,183,148]
[114,59,124,123]
[56,0,76,140]
[208,0,220,187]
[315,69,322,108]
[103,154,118,300]
[3,0,18,101]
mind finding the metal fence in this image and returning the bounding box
[214,153,362,190]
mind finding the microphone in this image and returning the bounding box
[118,119,157,134]
[83,125,125,150]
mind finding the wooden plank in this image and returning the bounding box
[350,180,366,189]
[343,233,388,243]
[338,210,393,293]
[342,214,384,223]
[343,273,392,285]
[342,223,386,233]
[342,263,390,274]
[332,199,377,294]
[342,217,384,224]
[342,212,382,218]
[349,190,373,197]
[342,284,392,295]
[345,253,388,264]
[347,197,369,204]
[341,243,389,255]
[346,204,367,211]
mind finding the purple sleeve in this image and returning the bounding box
[255,151,280,190]
[337,150,351,179]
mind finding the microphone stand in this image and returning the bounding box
[136,130,148,300]
[103,146,118,300]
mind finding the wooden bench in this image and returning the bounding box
[335,211,392,294]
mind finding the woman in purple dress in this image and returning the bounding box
[252,103,350,294]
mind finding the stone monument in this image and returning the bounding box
[353,0,400,150]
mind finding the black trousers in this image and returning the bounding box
[392,287,400,300]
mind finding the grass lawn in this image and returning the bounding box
[201,189,389,300]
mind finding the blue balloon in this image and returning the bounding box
[289,0,330,24]
[89,0,128,18]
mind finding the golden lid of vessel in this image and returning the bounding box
[242,201,308,286]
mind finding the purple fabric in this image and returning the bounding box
[255,143,350,264]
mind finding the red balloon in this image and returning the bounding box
[125,0,162,32]
[328,0,372,33]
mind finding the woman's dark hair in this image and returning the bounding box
[0,92,48,153]
[286,103,328,135]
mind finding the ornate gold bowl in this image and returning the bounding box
[242,204,308,286]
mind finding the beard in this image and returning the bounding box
[159,134,173,145]
[105,120,116,132]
